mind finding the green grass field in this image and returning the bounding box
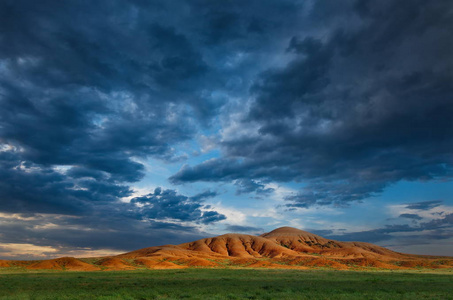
[0,269,452,299]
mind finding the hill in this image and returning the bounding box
[1,227,452,271]
[261,227,405,260]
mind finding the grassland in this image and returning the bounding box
[0,269,452,299]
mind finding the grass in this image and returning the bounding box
[0,269,452,299]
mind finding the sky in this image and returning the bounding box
[0,0,452,259]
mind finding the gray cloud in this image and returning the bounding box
[0,152,131,215]
[234,179,274,196]
[0,0,310,216]
[131,188,226,224]
[0,1,218,220]
[0,187,225,259]
[325,211,453,246]
[0,0,312,257]
[171,0,453,207]
[405,200,443,210]
[190,190,219,202]
[1,0,452,258]
[225,225,264,233]
[399,214,423,221]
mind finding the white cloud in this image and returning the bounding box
[0,243,58,258]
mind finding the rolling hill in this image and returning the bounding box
[1,227,452,271]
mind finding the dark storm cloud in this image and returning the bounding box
[2,0,453,258]
[324,212,453,244]
[399,214,423,221]
[225,225,264,233]
[172,0,453,207]
[0,0,253,254]
[422,213,453,228]
[405,200,443,210]
[0,152,132,215]
[0,213,208,260]
[131,188,225,224]
[0,0,233,217]
[185,0,304,46]
[190,190,219,202]
[0,186,225,259]
[234,179,274,196]
[0,0,309,216]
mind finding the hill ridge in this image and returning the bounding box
[1,227,452,271]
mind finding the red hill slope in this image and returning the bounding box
[261,227,405,260]
[118,233,306,260]
[1,227,452,270]
[26,257,99,271]
[179,233,304,258]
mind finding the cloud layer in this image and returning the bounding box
[171,0,453,208]
[0,0,452,257]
